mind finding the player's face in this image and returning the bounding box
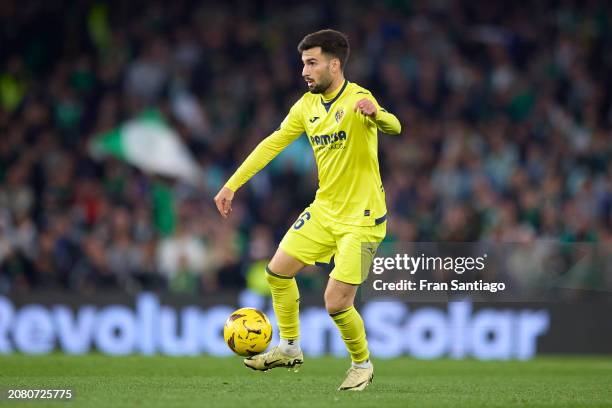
[302,47,335,94]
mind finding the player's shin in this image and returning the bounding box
[329,305,370,364]
[265,266,301,355]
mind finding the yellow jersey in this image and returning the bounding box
[225,80,401,226]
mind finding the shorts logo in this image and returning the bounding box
[335,108,344,123]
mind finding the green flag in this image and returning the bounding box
[90,110,201,185]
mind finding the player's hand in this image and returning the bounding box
[214,186,234,219]
[354,98,377,118]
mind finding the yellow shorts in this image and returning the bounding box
[279,203,386,285]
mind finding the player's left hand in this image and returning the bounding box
[354,98,377,118]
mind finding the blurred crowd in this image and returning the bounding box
[1,0,611,295]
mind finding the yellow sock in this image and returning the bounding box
[330,306,369,363]
[266,266,300,340]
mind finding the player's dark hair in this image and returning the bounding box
[297,29,350,69]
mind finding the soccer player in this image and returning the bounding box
[214,29,401,391]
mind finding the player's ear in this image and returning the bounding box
[331,58,340,73]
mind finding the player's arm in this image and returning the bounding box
[354,95,401,135]
[214,100,305,218]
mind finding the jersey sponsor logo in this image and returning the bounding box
[335,108,344,123]
[309,130,347,146]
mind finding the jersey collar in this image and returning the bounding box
[321,80,348,113]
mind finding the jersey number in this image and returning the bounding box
[293,212,311,230]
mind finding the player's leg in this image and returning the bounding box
[326,222,386,390]
[245,207,335,371]
[325,278,370,364]
[325,278,373,391]
[244,248,305,371]
[266,247,304,353]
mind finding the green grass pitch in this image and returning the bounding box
[1,355,611,407]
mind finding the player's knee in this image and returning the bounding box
[324,290,351,314]
[265,265,292,282]
[267,248,303,278]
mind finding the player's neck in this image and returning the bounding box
[322,76,346,100]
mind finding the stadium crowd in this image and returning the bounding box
[1,1,611,295]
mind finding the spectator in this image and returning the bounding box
[0,0,610,296]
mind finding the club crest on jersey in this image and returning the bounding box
[335,108,344,123]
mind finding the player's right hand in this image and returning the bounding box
[214,186,234,219]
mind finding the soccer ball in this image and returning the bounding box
[223,307,273,356]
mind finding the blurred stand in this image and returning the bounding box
[0,1,611,298]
